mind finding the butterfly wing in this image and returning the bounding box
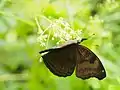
[41,44,77,77]
[76,45,106,80]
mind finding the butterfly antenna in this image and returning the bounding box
[39,48,55,54]
[88,33,95,39]
[81,38,88,42]
[78,33,95,43]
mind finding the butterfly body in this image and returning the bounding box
[39,40,106,80]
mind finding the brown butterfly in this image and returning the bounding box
[39,38,106,80]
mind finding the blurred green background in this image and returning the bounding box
[0,0,120,90]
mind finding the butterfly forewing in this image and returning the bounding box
[41,44,77,77]
[76,45,106,80]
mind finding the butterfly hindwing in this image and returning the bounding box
[76,45,106,80]
[41,44,77,77]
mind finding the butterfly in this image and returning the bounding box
[39,38,106,80]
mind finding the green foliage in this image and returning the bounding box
[0,0,120,90]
